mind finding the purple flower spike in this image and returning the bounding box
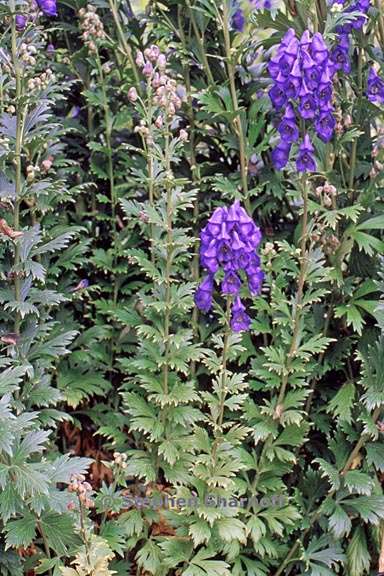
[196,201,263,332]
[230,297,251,332]
[296,134,317,173]
[37,0,57,16]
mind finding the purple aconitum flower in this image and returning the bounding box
[272,141,291,170]
[367,67,384,104]
[230,296,251,332]
[315,112,336,142]
[232,7,245,31]
[268,28,336,170]
[195,275,214,312]
[15,15,27,30]
[278,104,299,142]
[195,201,263,332]
[37,0,57,16]
[296,134,317,172]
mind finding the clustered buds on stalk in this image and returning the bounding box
[79,5,105,53]
[27,68,54,91]
[19,42,38,66]
[129,45,187,124]
[315,181,337,208]
[67,474,95,509]
[113,451,128,469]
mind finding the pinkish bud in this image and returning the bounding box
[155,115,163,128]
[179,129,188,141]
[128,87,138,102]
[135,51,144,67]
[143,61,153,77]
[157,54,166,70]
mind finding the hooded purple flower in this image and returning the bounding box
[15,14,27,30]
[195,275,214,312]
[330,34,351,74]
[315,112,336,142]
[367,67,384,104]
[230,296,251,332]
[296,134,317,172]
[221,271,241,295]
[278,104,299,142]
[272,141,291,170]
[196,201,263,331]
[232,7,245,31]
[298,93,317,119]
[37,0,57,16]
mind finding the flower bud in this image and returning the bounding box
[128,87,138,102]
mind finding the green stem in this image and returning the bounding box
[276,176,309,410]
[10,0,23,335]
[107,0,141,88]
[163,125,173,397]
[178,6,200,359]
[221,1,250,212]
[79,500,91,567]
[211,299,231,461]
[375,0,384,48]
[185,0,215,85]
[36,520,52,576]
[349,44,363,196]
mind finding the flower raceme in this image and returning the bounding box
[268,28,336,173]
[195,201,264,332]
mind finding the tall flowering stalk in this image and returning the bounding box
[122,46,205,493]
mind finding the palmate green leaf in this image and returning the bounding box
[328,503,352,538]
[301,535,345,573]
[314,459,340,491]
[40,512,79,555]
[4,512,36,549]
[57,370,111,408]
[343,471,374,495]
[189,519,211,547]
[136,540,163,575]
[49,455,93,483]
[346,526,371,576]
[345,495,384,523]
[216,518,247,544]
[366,442,384,472]
[0,366,27,395]
[327,381,355,423]
[182,548,231,576]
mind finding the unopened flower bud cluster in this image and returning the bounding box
[128,45,187,141]
[67,473,95,509]
[113,451,127,469]
[28,68,54,91]
[79,5,105,53]
[20,42,38,66]
[315,181,337,208]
